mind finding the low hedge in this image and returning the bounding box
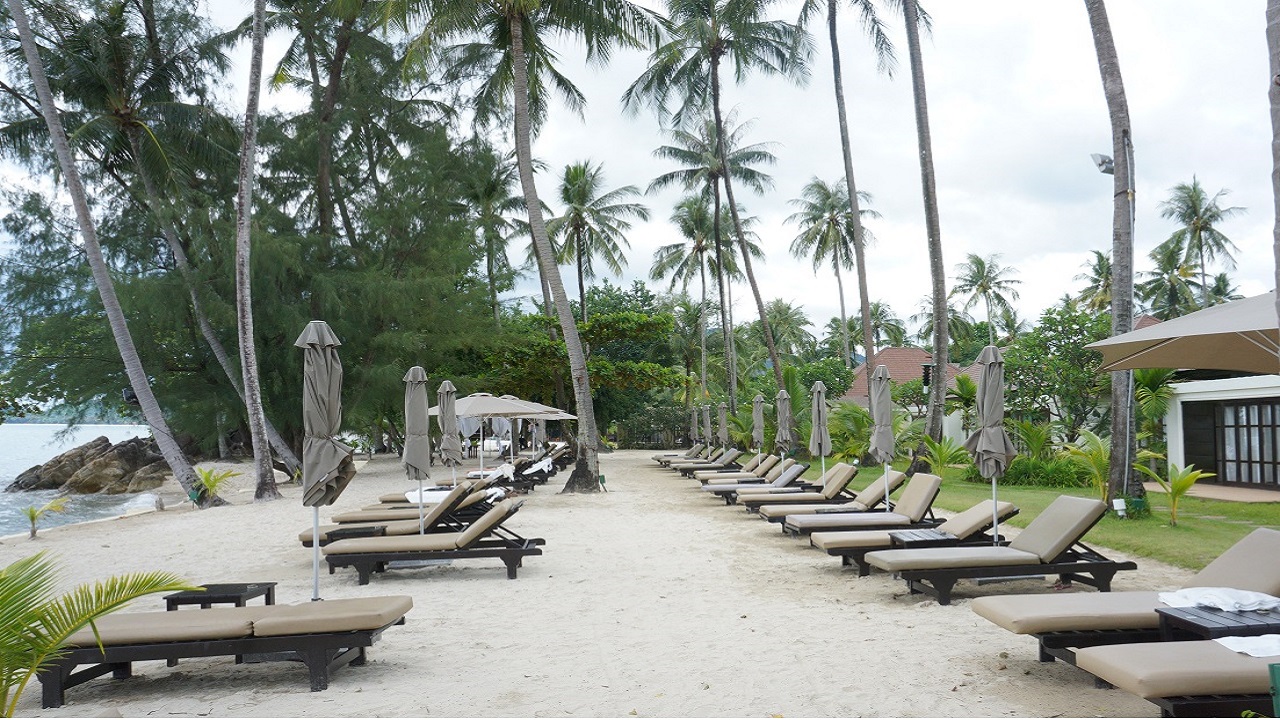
[961,456,1089,489]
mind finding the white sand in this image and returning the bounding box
[3,450,1183,717]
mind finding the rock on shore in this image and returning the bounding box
[6,436,170,494]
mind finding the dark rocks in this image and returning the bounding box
[4,435,171,495]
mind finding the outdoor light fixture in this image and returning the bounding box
[1090,153,1115,175]
[1112,497,1127,518]
[921,363,934,387]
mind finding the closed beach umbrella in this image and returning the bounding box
[775,390,792,456]
[868,365,896,510]
[690,405,700,445]
[702,405,713,449]
[531,417,546,450]
[402,366,432,533]
[437,380,464,485]
[717,402,729,448]
[295,320,356,601]
[808,381,831,477]
[751,394,765,450]
[963,345,1018,544]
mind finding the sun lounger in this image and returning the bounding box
[675,448,745,475]
[778,472,941,535]
[735,463,860,510]
[331,485,495,524]
[754,469,907,524]
[668,447,728,471]
[812,500,1020,575]
[38,595,413,707]
[659,445,715,467]
[970,527,1280,665]
[863,495,1134,605]
[652,443,704,463]
[695,454,780,483]
[706,462,806,505]
[324,499,545,583]
[301,482,482,546]
[1075,639,1278,717]
[679,449,754,477]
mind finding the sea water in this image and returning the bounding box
[0,423,155,538]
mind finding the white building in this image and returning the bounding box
[1166,375,1280,490]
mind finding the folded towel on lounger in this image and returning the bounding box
[1158,587,1280,612]
[1215,634,1280,657]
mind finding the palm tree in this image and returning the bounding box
[785,177,880,368]
[1206,272,1243,305]
[547,160,649,323]
[648,113,776,407]
[1136,236,1200,320]
[624,0,813,395]
[651,196,717,399]
[1075,249,1112,312]
[1270,1,1280,329]
[461,142,523,326]
[949,253,1021,344]
[663,295,707,407]
[394,1,658,493]
[900,0,947,443]
[7,0,205,504]
[911,296,974,348]
[1085,0,1137,503]
[796,0,895,379]
[1157,177,1244,308]
[760,299,815,362]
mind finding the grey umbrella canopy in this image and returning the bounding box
[775,390,793,456]
[295,320,356,601]
[717,402,729,447]
[963,345,1019,544]
[868,365,896,511]
[702,405,713,448]
[690,405,700,445]
[752,394,765,450]
[402,367,432,532]
[808,382,831,476]
[437,380,464,484]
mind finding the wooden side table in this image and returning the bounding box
[1156,606,1280,641]
[165,582,277,611]
[889,528,960,549]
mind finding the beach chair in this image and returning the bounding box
[695,454,780,483]
[690,452,765,479]
[863,495,1135,605]
[38,595,413,708]
[658,445,714,467]
[753,469,907,524]
[812,500,1020,575]
[330,483,497,524]
[675,448,745,476]
[708,462,807,505]
[777,472,942,536]
[324,498,545,583]
[652,443,704,463]
[970,527,1280,666]
[667,447,729,471]
[735,463,860,510]
[301,482,487,547]
[1075,639,1279,717]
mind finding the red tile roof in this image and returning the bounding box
[841,347,968,407]
[1134,314,1162,330]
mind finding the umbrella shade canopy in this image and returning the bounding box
[402,367,431,482]
[751,394,765,448]
[436,379,464,466]
[964,345,1018,479]
[717,403,729,446]
[868,365,896,464]
[691,406,700,444]
[702,406,713,446]
[775,390,793,453]
[499,395,576,419]
[294,321,356,507]
[808,382,831,457]
[1086,291,1280,373]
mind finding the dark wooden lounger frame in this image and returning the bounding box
[716,464,809,505]
[821,509,1020,576]
[1150,692,1273,718]
[738,484,855,511]
[39,616,405,707]
[777,485,941,532]
[895,538,1137,605]
[327,527,546,584]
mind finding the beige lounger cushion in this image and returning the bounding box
[300,518,436,544]
[1006,495,1106,562]
[757,501,869,519]
[1187,527,1280,592]
[66,605,269,646]
[1075,640,1276,699]
[785,511,912,531]
[866,546,1039,571]
[889,473,942,521]
[252,596,414,636]
[937,501,1018,537]
[742,492,830,503]
[970,591,1163,634]
[331,508,438,523]
[810,530,895,551]
[322,499,520,556]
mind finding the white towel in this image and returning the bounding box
[1159,587,1280,612]
[1215,634,1280,658]
[403,487,451,503]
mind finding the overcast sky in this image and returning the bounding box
[54,1,1280,343]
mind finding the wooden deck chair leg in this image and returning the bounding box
[501,553,520,579]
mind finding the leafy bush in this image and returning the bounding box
[797,358,854,400]
[1061,429,1110,500]
[1009,419,1057,461]
[21,497,68,540]
[920,436,971,473]
[616,403,689,448]
[963,456,1088,488]
[1134,452,1214,526]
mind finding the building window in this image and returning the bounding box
[1217,399,1280,486]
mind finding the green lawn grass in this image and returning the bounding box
[802,457,1280,570]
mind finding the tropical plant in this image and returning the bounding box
[1061,428,1110,500]
[828,400,872,464]
[1133,367,1176,454]
[945,374,977,432]
[1075,249,1112,312]
[194,467,241,502]
[1009,419,1056,461]
[21,497,68,540]
[1136,236,1200,320]
[1157,176,1244,309]
[949,253,1021,344]
[1206,272,1243,305]
[547,160,649,322]
[652,197,716,398]
[920,435,969,473]
[0,552,195,717]
[786,177,880,368]
[461,141,524,326]
[1133,453,1213,526]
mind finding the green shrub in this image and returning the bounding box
[964,456,1089,488]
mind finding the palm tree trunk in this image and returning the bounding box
[8,0,203,504]
[1199,246,1209,308]
[699,258,709,399]
[726,275,737,406]
[1268,0,1280,336]
[826,0,875,369]
[576,231,588,323]
[902,0,949,445]
[1085,0,1137,504]
[833,260,850,368]
[710,55,785,393]
[124,129,301,480]
[487,230,501,325]
[711,183,732,395]
[233,0,279,500]
[316,10,361,238]
[509,16,600,492]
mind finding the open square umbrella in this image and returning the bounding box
[402,366,431,532]
[868,365,896,509]
[294,320,356,600]
[963,345,1018,544]
[808,381,831,477]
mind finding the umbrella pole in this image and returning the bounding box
[417,474,425,534]
[311,507,321,601]
[478,424,485,473]
[992,479,1000,546]
[885,463,891,510]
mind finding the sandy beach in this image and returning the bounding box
[1,449,1184,717]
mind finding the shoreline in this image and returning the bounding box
[3,450,1182,717]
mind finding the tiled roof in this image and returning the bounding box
[841,347,967,406]
[1134,314,1162,330]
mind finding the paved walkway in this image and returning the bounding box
[1142,481,1280,503]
